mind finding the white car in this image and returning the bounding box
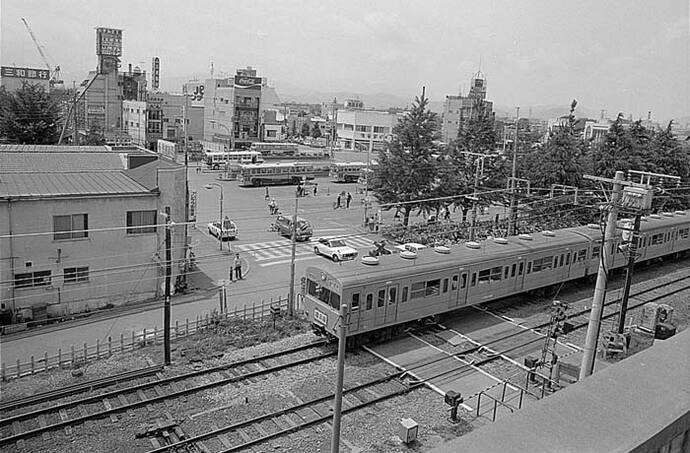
[313,237,358,262]
[393,242,428,254]
[208,218,238,240]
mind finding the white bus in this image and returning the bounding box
[249,142,299,158]
[329,162,367,183]
[204,151,264,169]
[237,162,316,187]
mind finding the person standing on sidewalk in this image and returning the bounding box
[346,192,352,209]
[233,253,243,280]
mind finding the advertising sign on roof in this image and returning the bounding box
[1,66,50,80]
[234,75,262,88]
[96,28,122,56]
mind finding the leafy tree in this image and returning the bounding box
[311,122,322,139]
[0,82,62,144]
[648,121,689,179]
[521,100,584,189]
[300,122,310,138]
[83,125,106,146]
[372,89,441,226]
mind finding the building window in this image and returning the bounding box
[126,210,157,234]
[14,270,51,288]
[54,214,88,240]
[64,267,89,284]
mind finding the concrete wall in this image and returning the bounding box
[0,194,162,318]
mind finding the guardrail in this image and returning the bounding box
[1,297,288,381]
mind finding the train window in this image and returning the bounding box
[566,253,570,265]
[592,245,601,259]
[527,262,532,274]
[442,278,449,293]
[351,293,360,311]
[576,249,587,262]
[478,269,491,284]
[451,275,459,291]
[461,273,467,288]
[553,256,558,268]
[401,287,408,302]
[611,242,616,255]
[388,287,397,304]
[426,279,441,296]
[366,294,373,310]
[377,289,385,307]
[329,292,341,308]
[503,267,509,279]
[679,228,689,239]
[533,256,553,272]
[470,273,477,287]
[411,282,426,299]
[511,264,516,278]
[518,262,524,275]
[559,254,564,267]
[490,267,502,282]
[651,233,664,245]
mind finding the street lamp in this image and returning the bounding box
[204,183,224,250]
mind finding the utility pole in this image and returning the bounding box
[507,107,519,236]
[163,207,172,366]
[72,81,79,145]
[462,151,494,241]
[580,171,625,379]
[183,96,189,286]
[288,189,299,317]
[617,213,641,333]
[330,303,348,453]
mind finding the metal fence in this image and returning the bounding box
[1,297,289,381]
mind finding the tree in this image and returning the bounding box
[372,89,441,226]
[521,100,584,189]
[0,82,62,144]
[311,122,322,139]
[300,122,310,138]
[83,125,106,146]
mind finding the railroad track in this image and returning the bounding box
[146,371,422,453]
[0,341,333,447]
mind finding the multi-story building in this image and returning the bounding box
[203,66,281,150]
[0,145,186,323]
[441,71,494,143]
[123,100,147,146]
[336,107,399,152]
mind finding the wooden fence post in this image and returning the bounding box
[252,301,256,321]
[185,318,189,336]
[31,355,35,374]
[44,351,48,372]
[143,328,147,346]
[71,345,75,366]
[16,359,20,378]
[96,338,100,358]
[108,336,112,357]
[131,331,135,351]
[58,349,63,370]
[121,333,124,353]
[83,342,88,361]
[175,320,179,340]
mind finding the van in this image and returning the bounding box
[274,215,313,241]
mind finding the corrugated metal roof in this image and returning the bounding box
[0,153,127,172]
[0,172,153,198]
[0,145,112,153]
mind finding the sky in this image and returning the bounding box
[1,0,688,122]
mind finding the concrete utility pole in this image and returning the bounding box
[462,151,494,241]
[617,213,641,333]
[507,107,519,236]
[288,189,299,317]
[330,303,348,453]
[163,207,172,366]
[580,171,625,379]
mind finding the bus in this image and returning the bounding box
[249,142,299,158]
[204,151,264,169]
[237,162,316,187]
[329,162,367,182]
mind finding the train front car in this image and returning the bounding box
[302,267,345,338]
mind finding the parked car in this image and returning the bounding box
[313,237,359,262]
[274,215,313,241]
[208,217,238,240]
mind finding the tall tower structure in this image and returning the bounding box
[440,70,494,143]
[469,70,487,101]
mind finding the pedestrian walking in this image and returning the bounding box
[346,192,352,208]
[265,187,270,200]
[313,184,318,196]
[444,206,451,221]
[336,194,341,209]
[269,198,277,215]
[233,253,243,280]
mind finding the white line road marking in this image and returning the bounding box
[260,255,319,267]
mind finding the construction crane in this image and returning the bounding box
[21,17,64,89]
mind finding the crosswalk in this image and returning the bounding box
[233,236,374,262]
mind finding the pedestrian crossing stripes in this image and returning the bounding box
[234,236,374,262]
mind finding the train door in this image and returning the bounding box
[450,271,469,307]
[348,292,362,331]
[374,287,387,326]
[384,284,399,324]
[637,233,647,261]
[514,259,526,292]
